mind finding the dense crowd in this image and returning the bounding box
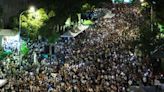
[0,4,162,92]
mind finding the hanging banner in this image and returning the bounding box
[2,33,19,52]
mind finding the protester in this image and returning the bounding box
[0,4,159,92]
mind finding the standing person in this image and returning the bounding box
[154,76,161,92]
[33,51,38,64]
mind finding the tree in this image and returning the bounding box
[146,0,164,26]
[136,0,164,56]
[21,8,54,39]
[81,3,95,13]
[37,0,111,25]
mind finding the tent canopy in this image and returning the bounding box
[151,46,164,58]
[112,0,133,3]
[61,24,89,38]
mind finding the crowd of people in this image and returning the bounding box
[0,4,163,92]
[2,35,19,52]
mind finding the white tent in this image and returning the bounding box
[61,25,89,38]
[0,79,7,87]
[112,0,133,4]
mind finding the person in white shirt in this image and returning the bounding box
[0,79,7,87]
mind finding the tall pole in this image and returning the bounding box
[18,6,35,63]
[18,11,27,63]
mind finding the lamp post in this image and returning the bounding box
[150,1,156,32]
[140,0,154,32]
[140,0,144,3]
[18,6,35,63]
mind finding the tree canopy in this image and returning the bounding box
[20,41,29,55]
[21,8,55,39]
[135,0,164,55]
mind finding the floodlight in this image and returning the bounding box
[28,6,35,13]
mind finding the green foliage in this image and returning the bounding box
[82,20,94,25]
[48,32,60,43]
[20,41,29,55]
[158,23,164,33]
[0,46,3,55]
[39,17,56,38]
[136,19,162,56]
[136,0,164,56]
[81,3,95,12]
[48,10,55,18]
[65,17,72,27]
[146,0,164,28]
[51,0,108,25]
[65,14,81,29]
[135,1,158,55]
[0,46,10,60]
[39,20,61,43]
[140,2,150,11]
[21,8,53,39]
[0,52,7,60]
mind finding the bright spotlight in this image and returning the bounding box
[28,6,35,13]
[140,0,144,3]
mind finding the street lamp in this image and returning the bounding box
[18,6,35,62]
[28,6,35,13]
[19,6,36,40]
[140,0,144,3]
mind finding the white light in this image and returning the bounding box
[140,0,144,3]
[28,6,35,13]
[124,0,131,3]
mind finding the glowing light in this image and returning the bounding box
[28,6,35,13]
[140,0,144,3]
